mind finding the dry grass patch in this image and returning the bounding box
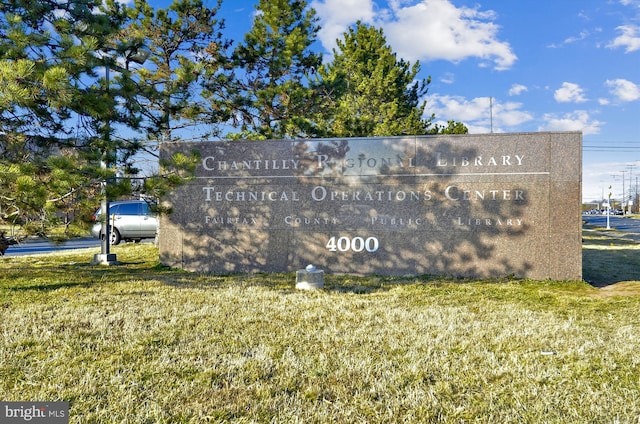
[594,282,640,297]
[1,243,639,423]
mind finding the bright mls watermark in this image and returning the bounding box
[1,402,68,423]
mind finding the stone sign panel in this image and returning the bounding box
[159,132,582,280]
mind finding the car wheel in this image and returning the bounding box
[109,228,121,245]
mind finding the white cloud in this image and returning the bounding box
[313,0,517,70]
[496,102,534,127]
[508,84,528,96]
[384,0,516,70]
[605,79,640,102]
[440,72,455,84]
[548,30,590,48]
[311,0,375,49]
[565,30,590,44]
[427,94,489,122]
[426,95,532,133]
[539,111,603,135]
[554,82,588,103]
[607,25,640,52]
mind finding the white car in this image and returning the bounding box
[91,200,158,245]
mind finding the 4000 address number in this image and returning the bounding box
[326,236,379,253]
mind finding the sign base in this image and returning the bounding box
[92,253,118,266]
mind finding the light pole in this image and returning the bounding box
[607,186,611,230]
[622,170,627,215]
[627,164,635,214]
[92,46,150,265]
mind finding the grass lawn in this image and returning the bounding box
[1,233,639,423]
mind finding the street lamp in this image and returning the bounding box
[607,186,611,230]
[92,46,150,266]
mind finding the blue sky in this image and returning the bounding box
[155,0,640,202]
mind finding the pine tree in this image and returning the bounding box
[125,0,231,148]
[316,22,432,137]
[0,0,133,234]
[228,0,322,139]
[430,120,469,134]
[0,0,196,236]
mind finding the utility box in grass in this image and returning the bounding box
[296,265,324,290]
[159,132,582,280]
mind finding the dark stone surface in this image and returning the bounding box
[159,132,582,280]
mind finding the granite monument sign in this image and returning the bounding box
[159,132,582,280]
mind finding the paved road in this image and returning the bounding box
[2,237,101,257]
[582,214,640,233]
[3,236,157,257]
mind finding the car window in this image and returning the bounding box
[140,202,156,216]
[116,203,140,216]
[109,205,120,215]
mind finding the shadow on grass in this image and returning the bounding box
[583,247,640,287]
[583,229,640,287]
[3,237,639,292]
[0,257,180,292]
